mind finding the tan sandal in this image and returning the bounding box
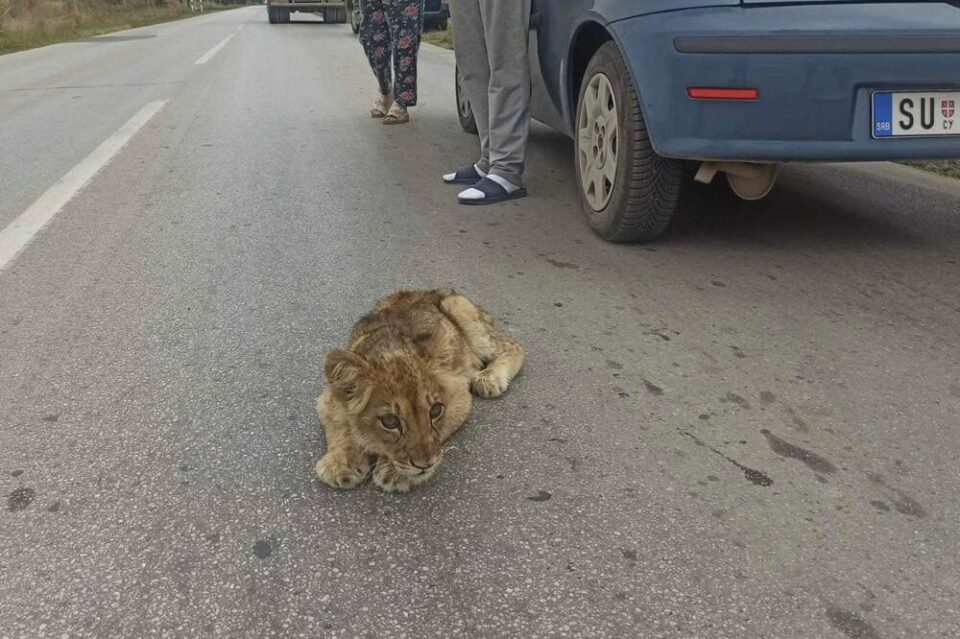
[383,104,409,125]
[370,93,393,119]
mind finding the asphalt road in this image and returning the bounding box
[2,7,960,638]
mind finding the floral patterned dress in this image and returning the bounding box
[358,0,424,107]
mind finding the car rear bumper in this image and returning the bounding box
[611,3,960,162]
[424,5,449,21]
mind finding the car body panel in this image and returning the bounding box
[739,0,881,3]
[528,2,593,135]
[529,28,568,133]
[594,0,739,22]
[528,1,960,162]
[424,0,449,26]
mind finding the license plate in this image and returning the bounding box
[873,91,959,138]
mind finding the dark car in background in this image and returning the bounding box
[424,0,449,31]
[456,1,960,243]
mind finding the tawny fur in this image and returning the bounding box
[315,289,524,493]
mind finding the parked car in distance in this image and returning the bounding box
[424,0,449,31]
[456,1,960,243]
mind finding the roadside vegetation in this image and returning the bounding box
[905,161,960,180]
[0,0,239,54]
[421,20,451,50]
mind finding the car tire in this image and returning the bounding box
[267,6,279,23]
[324,7,346,23]
[280,8,291,22]
[438,18,448,31]
[455,64,478,135]
[574,42,682,243]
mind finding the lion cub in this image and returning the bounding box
[315,289,524,493]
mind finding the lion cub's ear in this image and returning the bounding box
[324,349,369,401]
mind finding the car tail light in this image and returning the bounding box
[687,87,760,101]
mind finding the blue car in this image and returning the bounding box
[455,1,960,242]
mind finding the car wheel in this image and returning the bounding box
[281,8,291,22]
[267,6,279,23]
[438,18,448,31]
[455,64,478,135]
[575,42,682,243]
[323,7,343,22]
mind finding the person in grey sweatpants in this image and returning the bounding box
[443,0,532,205]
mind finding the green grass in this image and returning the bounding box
[421,23,452,50]
[0,2,228,56]
[905,161,960,180]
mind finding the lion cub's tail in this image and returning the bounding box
[439,292,525,398]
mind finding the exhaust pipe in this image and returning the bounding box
[695,161,779,201]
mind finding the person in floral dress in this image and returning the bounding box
[358,0,424,125]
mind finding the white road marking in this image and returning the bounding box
[195,34,235,65]
[0,100,167,272]
[236,24,244,31]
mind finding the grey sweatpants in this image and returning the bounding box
[450,0,532,186]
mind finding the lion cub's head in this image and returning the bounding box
[325,349,445,476]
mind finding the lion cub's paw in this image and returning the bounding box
[372,459,415,494]
[315,453,370,490]
[471,369,510,398]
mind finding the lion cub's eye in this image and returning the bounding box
[429,403,444,420]
[380,414,400,430]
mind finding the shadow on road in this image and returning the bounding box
[525,128,941,252]
[668,173,926,250]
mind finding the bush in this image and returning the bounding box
[0,0,203,54]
